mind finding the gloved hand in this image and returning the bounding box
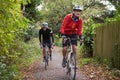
[79,35,83,45]
[59,32,65,38]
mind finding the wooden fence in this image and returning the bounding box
[94,22,120,69]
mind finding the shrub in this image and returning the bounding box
[80,18,101,57]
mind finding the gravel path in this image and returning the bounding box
[24,47,87,80]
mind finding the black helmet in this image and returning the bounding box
[73,5,83,11]
[42,22,48,28]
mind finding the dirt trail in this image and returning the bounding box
[23,47,87,80]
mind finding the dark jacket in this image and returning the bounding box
[39,28,54,43]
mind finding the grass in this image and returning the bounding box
[77,45,101,67]
[78,57,99,67]
[0,38,41,80]
[14,38,41,79]
[19,38,41,67]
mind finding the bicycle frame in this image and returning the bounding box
[45,44,49,55]
[66,41,73,71]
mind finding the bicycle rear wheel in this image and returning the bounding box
[69,53,76,80]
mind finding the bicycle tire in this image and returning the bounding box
[45,58,47,70]
[69,53,76,80]
[46,51,49,66]
[45,51,49,70]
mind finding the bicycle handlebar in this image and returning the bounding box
[63,37,83,46]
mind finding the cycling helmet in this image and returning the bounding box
[73,5,83,11]
[42,22,48,28]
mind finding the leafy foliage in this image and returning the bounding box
[103,0,120,22]
[23,0,42,42]
[108,0,120,8]
[0,0,29,54]
[41,0,73,33]
[23,24,39,42]
[0,0,31,79]
[81,19,101,57]
[24,0,42,22]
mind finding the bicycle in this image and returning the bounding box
[44,44,50,70]
[63,37,77,80]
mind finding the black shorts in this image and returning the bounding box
[42,41,52,48]
[62,34,77,47]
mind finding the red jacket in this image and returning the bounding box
[60,13,83,36]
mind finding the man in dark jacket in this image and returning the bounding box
[39,22,54,61]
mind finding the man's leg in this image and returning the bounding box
[43,48,45,57]
[49,48,52,60]
[62,46,67,68]
[62,37,67,57]
[62,46,67,58]
[43,47,46,61]
[42,43,46,61]
[48,43,52,60]
[71,35,77,54]
[72,45,77,54]
[49,48,52,56]
[62,36,68,68]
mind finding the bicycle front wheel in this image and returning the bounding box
[45,59,47,70]
[45,52,49,70]
[69,53,76,80]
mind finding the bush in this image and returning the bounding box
[80,18,101,57]
[23,24,39,42]
[0,1,30,79]
[0,38,40,80]
[81,19,95,57]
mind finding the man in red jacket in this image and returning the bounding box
[60,5,83,68]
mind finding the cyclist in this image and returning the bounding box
[60,5,83,68]
[39,22,54,61]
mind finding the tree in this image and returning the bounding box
[108,0,120,8]
[0,0,29,79]
[24,0,43,22]
[41,0,115,33]
[107,0,120,21]
[41,0,73,33]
